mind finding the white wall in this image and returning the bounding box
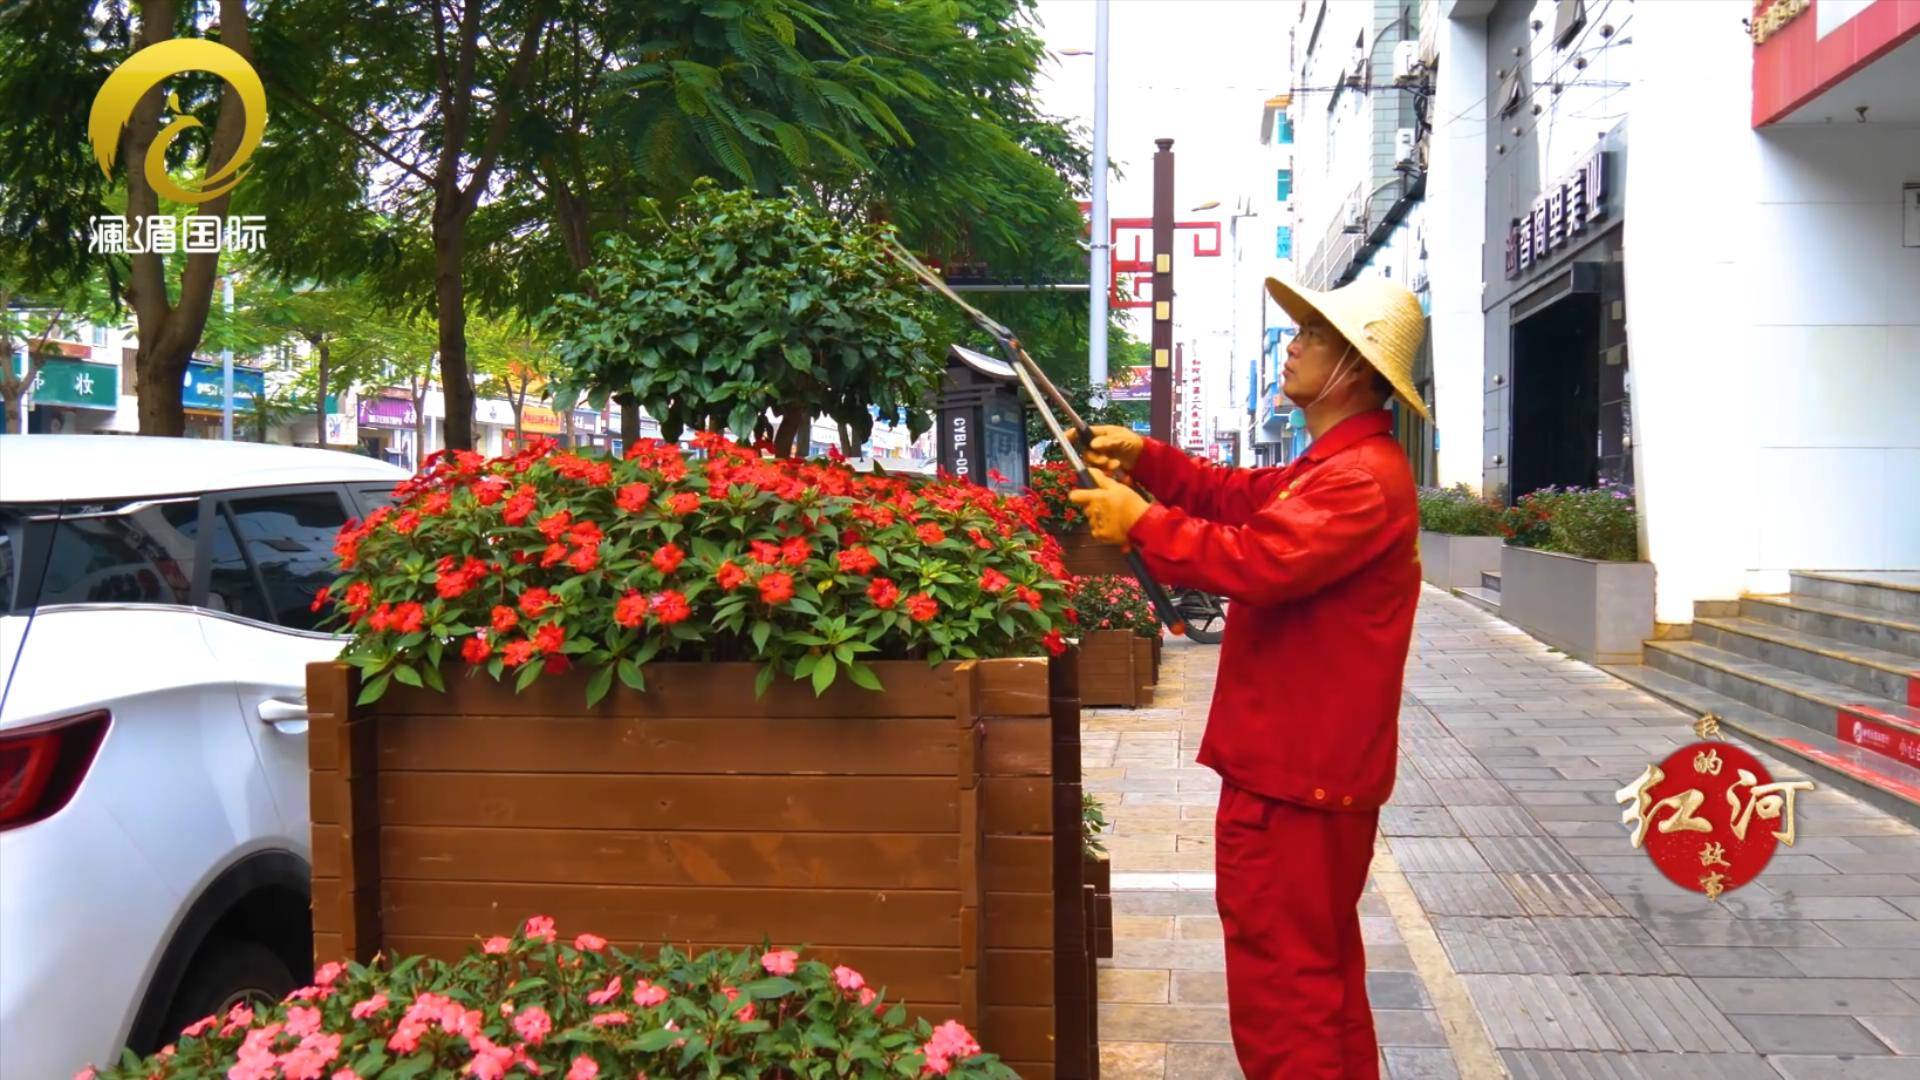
[1428,8,1488,491]
[1625,0,1920,624]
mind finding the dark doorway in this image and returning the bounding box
[1511,293,1601,498]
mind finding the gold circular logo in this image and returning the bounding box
[88,38,266,205]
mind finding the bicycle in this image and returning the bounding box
[1170,587,1227,645]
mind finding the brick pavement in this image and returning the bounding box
[1090,586,1920,1079]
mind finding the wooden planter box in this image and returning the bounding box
[309,655,1096,1080]
[1056,526,1133,580]
[1499,545,1656,665]
[1419,530,1506,590]
[1131,636,1156,704]
[1079,630,1147,708]
[1084,855,1113,959]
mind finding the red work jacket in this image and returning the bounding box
[1127,410,1420,812]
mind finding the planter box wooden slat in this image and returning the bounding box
[1132,637,1155,705]
[1057,526,1133,580]
[1080,629,1144,708]
[310,655,1090,1074]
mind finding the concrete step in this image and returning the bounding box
[1602,662,1920,822]
[1453,586,1501,615]
[1481,569,1502,594]
[1792,570,1920,621]
[1740,590,1920,665]
[1643,637,1911,742]
[1692,615,1919,706]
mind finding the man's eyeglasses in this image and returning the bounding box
[1296,323,1342,348]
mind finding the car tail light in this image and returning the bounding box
[0,711,110,831]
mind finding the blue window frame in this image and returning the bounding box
[1275,226,1293,260]
[1276,168,1293,202]
[1275,114,1294,144]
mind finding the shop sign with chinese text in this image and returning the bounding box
[1504,147,1611,281]
[14,355,119,410]
[181,360,263,411]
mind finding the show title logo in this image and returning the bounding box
[86,38,267,255]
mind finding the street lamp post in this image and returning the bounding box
[221,275,235,441]
[1062,2,1113,400]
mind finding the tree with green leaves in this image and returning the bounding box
[0,254,120,435]
[547,183,939,457]
[0,0,257,435]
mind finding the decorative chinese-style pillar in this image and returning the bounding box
[1150,139,1174,442]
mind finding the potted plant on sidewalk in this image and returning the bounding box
[1029,461,1134,579]
[1498,482,1654,664]
[1416,484,1507,590]
[1067,574,1162,707]
[307,434,1092,1077]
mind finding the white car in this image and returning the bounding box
[0,435,408,1077]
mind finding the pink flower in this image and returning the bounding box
[331,1072,360,1080]
[181,1014,217,1038]
[513,1005,552,1045]
[859,987,877,1007]
[280,1033,343,1080]
[574,932,607,952]
[465,1036,516,1080]
[591,1011,630,1027]
[632,980,668,1008]
[387,1019,426,1053]
[833,965,866,993]
[482,936,512,955]
[736,1001,757,1022]
[567,1056,600,1080]
[586,975,623,1005]
[761,949,799,976]
[73,1070,95,1080]
[350,994,389,1021]
[286,1004,322,1037]
[313,961,345,988]
[525,914,557,943]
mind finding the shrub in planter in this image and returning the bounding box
[85,916,1013,1080]
[1500,483,1640,562]
[318,433,1076,704]
[1026,460,1083,534]
[1416,484,1504,536]
[1081,791,1109,859]
[1068,575,1158,638]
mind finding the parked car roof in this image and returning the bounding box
[0,435,411,503]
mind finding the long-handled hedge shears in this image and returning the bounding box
[887,239,1185,636]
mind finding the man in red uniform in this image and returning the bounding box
[1069,275,1427,1079]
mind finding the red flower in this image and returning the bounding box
[867,578,900,609]
[421,490,452,517]
[461,634,491,665]
[780,536,811,567]
[519,588,557,619]
[393,510,422,535]
[968,529,994,551]
[759,572,795,606]
[656,456,687,483]
[1015,585,1042,609]
[367,603,393,632]
[491,605,519,634]
[1043,629,1067,656]
[916,523,946,546]
[836,546,878,574]
[614,591,648,628]
[616,482,653,513]
[533,623,566,655]
[567,545,600,573]
[650,590,691,624]
[332,529,363,569]
[538,510,573,542]
[541,542,570,568]
[310,586,331,613]
[546,653,573,675]
[651,544,685,575]
[343,581,373,617]
[667,492,701,516]
[568,520,604,549]
[502,639,538,667]
[716,561,748,590]
[474,477,510,506]
[905,593,939,623]
[392,601,426,635]
[980,568,1010,594]
[502,487,538,526]
[749,540,782,566]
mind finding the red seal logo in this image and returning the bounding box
[1615,740,1813,899]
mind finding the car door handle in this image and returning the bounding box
[256,697,309,727]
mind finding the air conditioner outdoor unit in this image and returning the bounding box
[1395,127,1417,166]
[1393,41,1419,82]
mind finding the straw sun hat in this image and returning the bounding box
[1264,275,1431,422]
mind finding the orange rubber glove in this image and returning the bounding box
[1068,468,1151,547]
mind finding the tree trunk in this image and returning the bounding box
[411,378,428,471]
[772,409,804,460]
[618,394,639,446]
[0,385,23,435]
[432,206,474,450]
[125,0,251,437]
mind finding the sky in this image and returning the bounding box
[1030,0,1295,363]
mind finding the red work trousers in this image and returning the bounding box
[1215,782,1381,1079]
